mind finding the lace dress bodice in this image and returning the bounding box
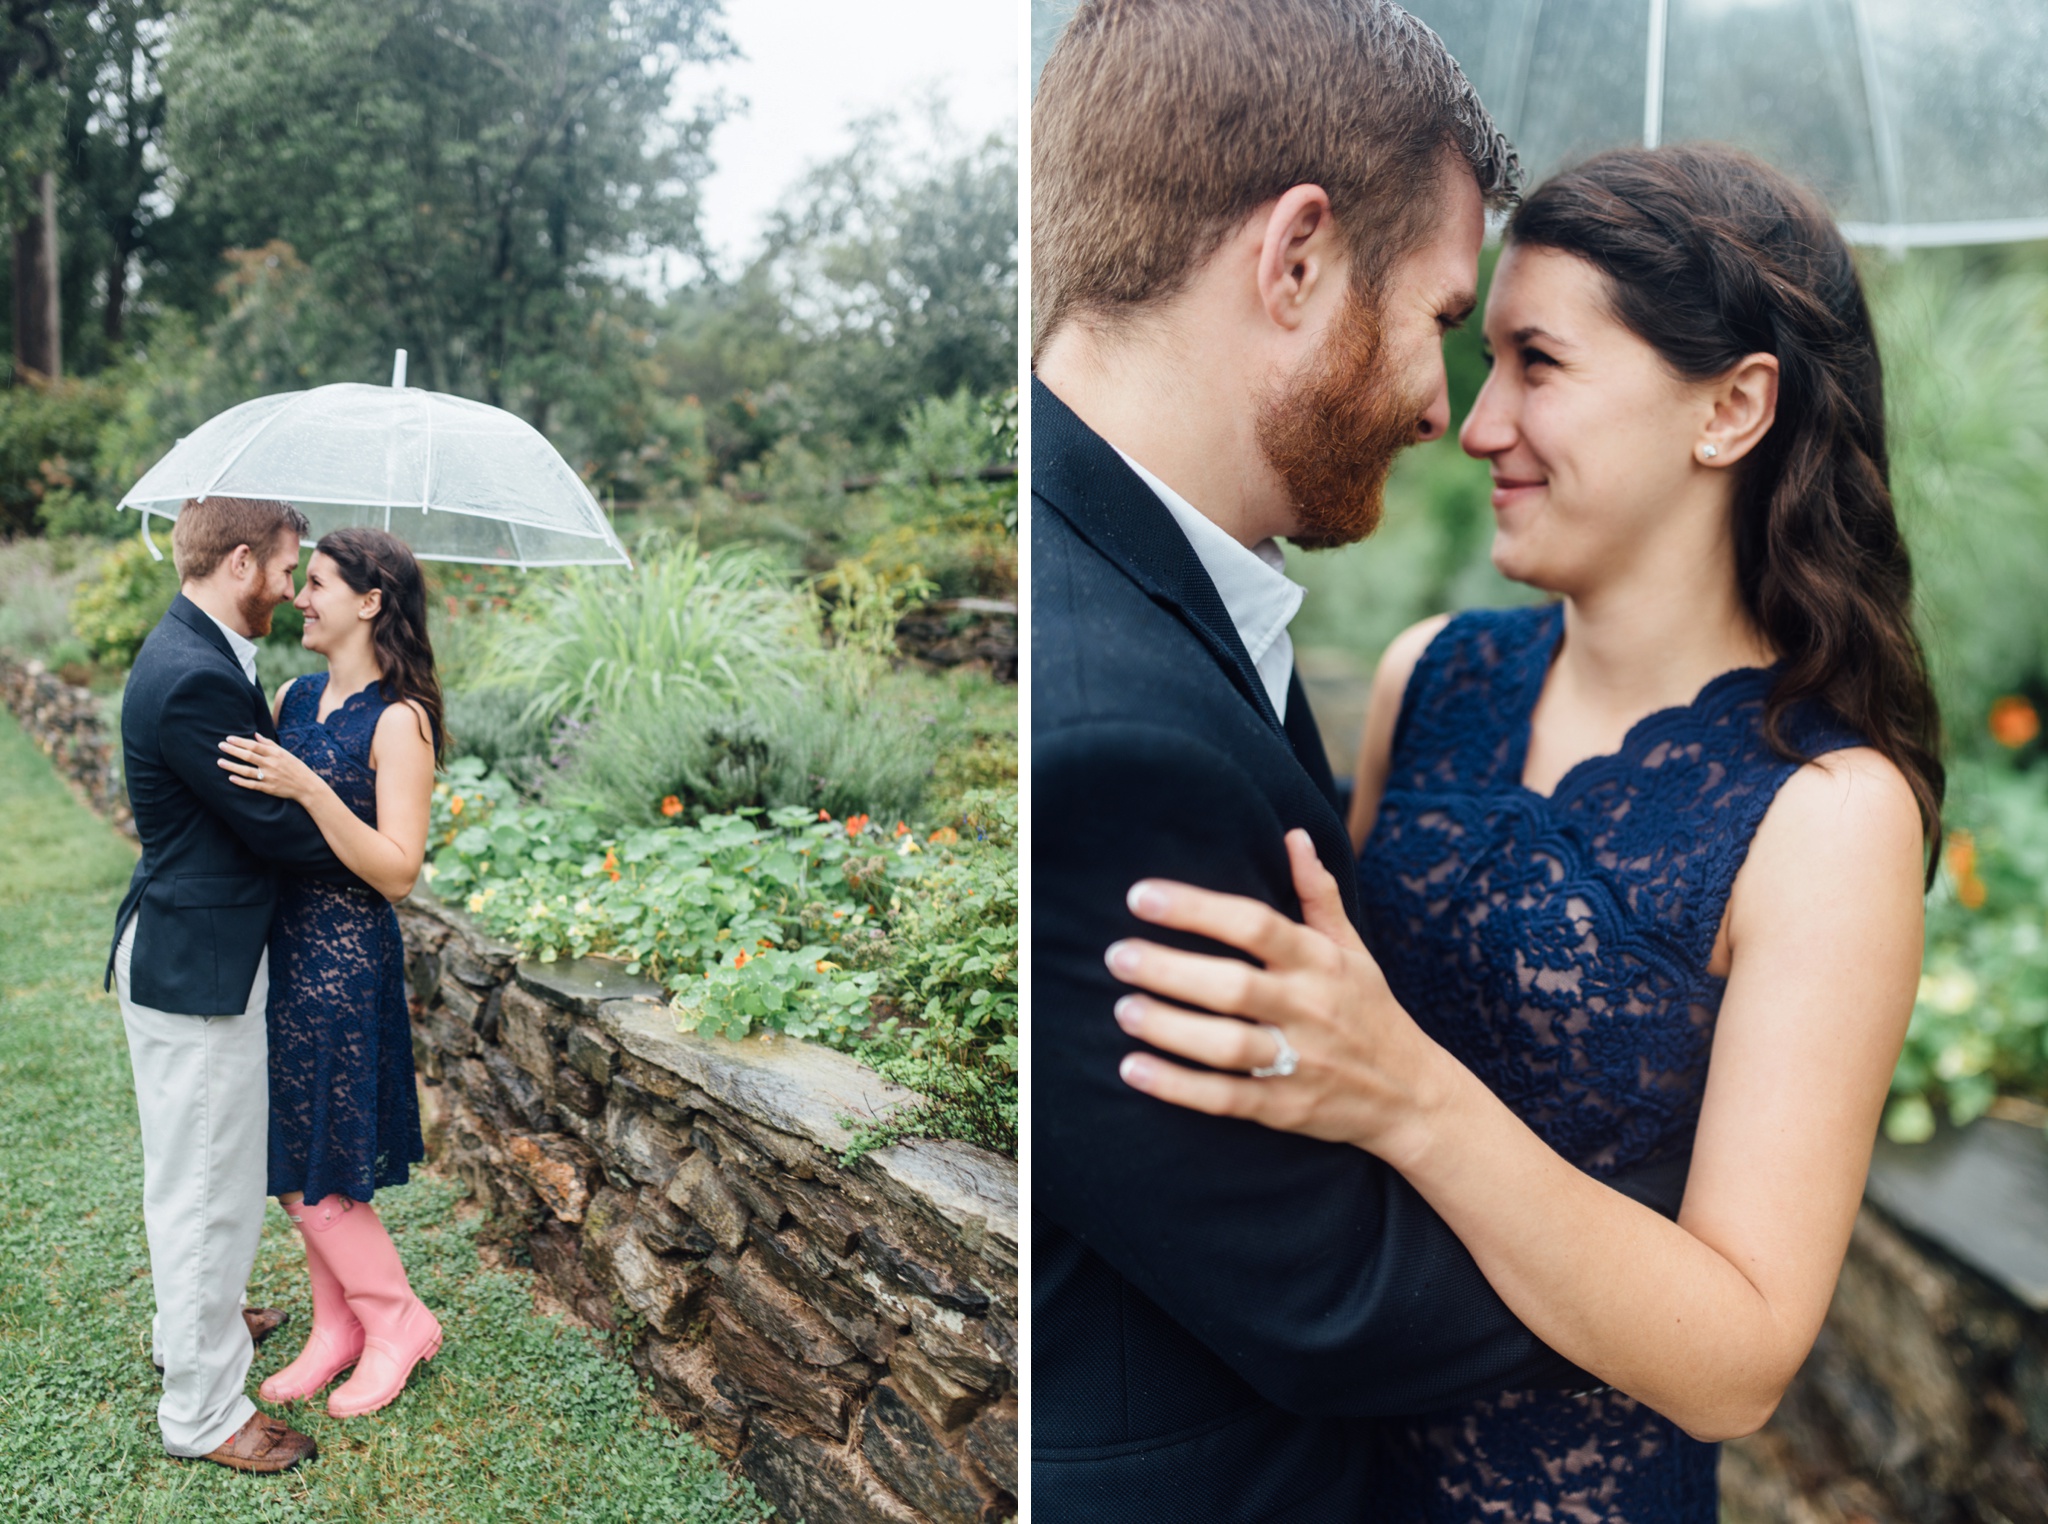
[1358,605,1861,1521]
[266,672,423,1203]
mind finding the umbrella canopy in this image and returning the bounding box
[1031,0,2048,250]
[118,352,631,569]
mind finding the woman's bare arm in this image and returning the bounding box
[1348,615,1448,850]
[218,699,436,902]
[1109,747,1924,1440]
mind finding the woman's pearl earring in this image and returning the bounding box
[1699,443,1720,461]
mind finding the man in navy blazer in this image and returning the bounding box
[108,497,363,1473]
[1031,3,1688,1518]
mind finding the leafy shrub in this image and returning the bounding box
[422,760,1016,1154]
[69,538,177,668]
[0,375,126,538]
[843,790,1018,1157]
[477,535,817,722]
[1885,758,2048,1142]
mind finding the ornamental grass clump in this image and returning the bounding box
[477,535,818,723]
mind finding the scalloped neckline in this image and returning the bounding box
[1513,605,1777,805]
[312,674,381,728]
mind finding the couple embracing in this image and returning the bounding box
[1033,1,1938,1519]
[111,496,446,1471]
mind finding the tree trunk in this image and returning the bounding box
[104,247,127,345]
[11,172,61,382]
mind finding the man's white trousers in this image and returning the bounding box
[114,921,267,1456]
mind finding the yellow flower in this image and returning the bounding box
[815,959,841,973]
[449,794,465,816]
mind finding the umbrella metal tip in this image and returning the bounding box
[391,349,408,389]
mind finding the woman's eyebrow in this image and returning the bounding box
[1511,324,1570,348]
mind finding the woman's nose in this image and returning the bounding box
[1459,373,1515,459]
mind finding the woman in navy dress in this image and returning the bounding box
[1102,146,1942,1520]
[216,526,445,1419]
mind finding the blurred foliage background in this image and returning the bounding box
[1290,244,2048,1143]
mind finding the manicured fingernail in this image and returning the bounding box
[1120,1054,1156,1089]
[1105,941,1139,975]
[1113,997,1143,1033]
[1127,882,1167,918]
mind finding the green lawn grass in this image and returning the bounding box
[0,709,769,1523]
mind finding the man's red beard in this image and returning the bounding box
[237,579,277,639]
[1256,288,1431,551]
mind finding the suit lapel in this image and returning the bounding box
[1032,377,1287,737]
[168,593,275,736]
[1282,670,1342,811]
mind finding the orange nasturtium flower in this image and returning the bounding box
[819,809,833,822]
[846,813,871,837]
[603,848,621,883]
[448,795,465,816]
[1946,830,1976,881]
[1990,695,2041,749]
[733,950,750,968]
[659,794,683,818]
[894,821,909,837]
[928,826,960,845]
[1946,830,1987,910]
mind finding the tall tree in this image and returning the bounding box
[165,0,729,426]
[762,111,1018,444]
[61,0,171,351]
[1,0,76,380]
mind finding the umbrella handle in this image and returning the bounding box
[140,506,165,562]
[391,349,407,389]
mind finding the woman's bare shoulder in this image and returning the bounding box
[374,697,437,755]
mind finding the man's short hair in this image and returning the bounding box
[171,497,310,581]
[1032,0,1517,354]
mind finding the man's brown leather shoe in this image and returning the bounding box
[187,1411,317,1473]
[242,1306,289,1344]
[152,1307,290,1372]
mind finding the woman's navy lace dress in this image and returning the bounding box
[267,673,424,1204]
[1357,605,1860,1523]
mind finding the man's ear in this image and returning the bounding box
[224,542,257,582]
[1256,185,1342,332]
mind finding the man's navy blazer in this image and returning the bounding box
[1031,379,1687,1521]
[109,593,365,1015]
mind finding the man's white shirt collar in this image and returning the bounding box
[1115,449,1305,722]
[198,604,260,685]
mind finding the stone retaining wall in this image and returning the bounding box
[397,896,1018,1524]
[0,656,132,834]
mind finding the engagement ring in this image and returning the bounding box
[1251,1024,1299,1078]
[254,769,264,781]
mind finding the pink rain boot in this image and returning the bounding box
[318,1198,443,1418]
[258,1197,366,1402]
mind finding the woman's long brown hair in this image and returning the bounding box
[1510,144,1945,880]
[315,526,447,765]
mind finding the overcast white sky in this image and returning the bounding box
[680,0,1019,274]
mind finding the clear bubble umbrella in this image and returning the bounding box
[1031,0,2048,251]
[118,351,632,569]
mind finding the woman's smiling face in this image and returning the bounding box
[1459,243,1716,597]
[293,550,377,653]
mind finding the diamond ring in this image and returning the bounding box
[254,768,265,781]
[1250,1024,1299,1078]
